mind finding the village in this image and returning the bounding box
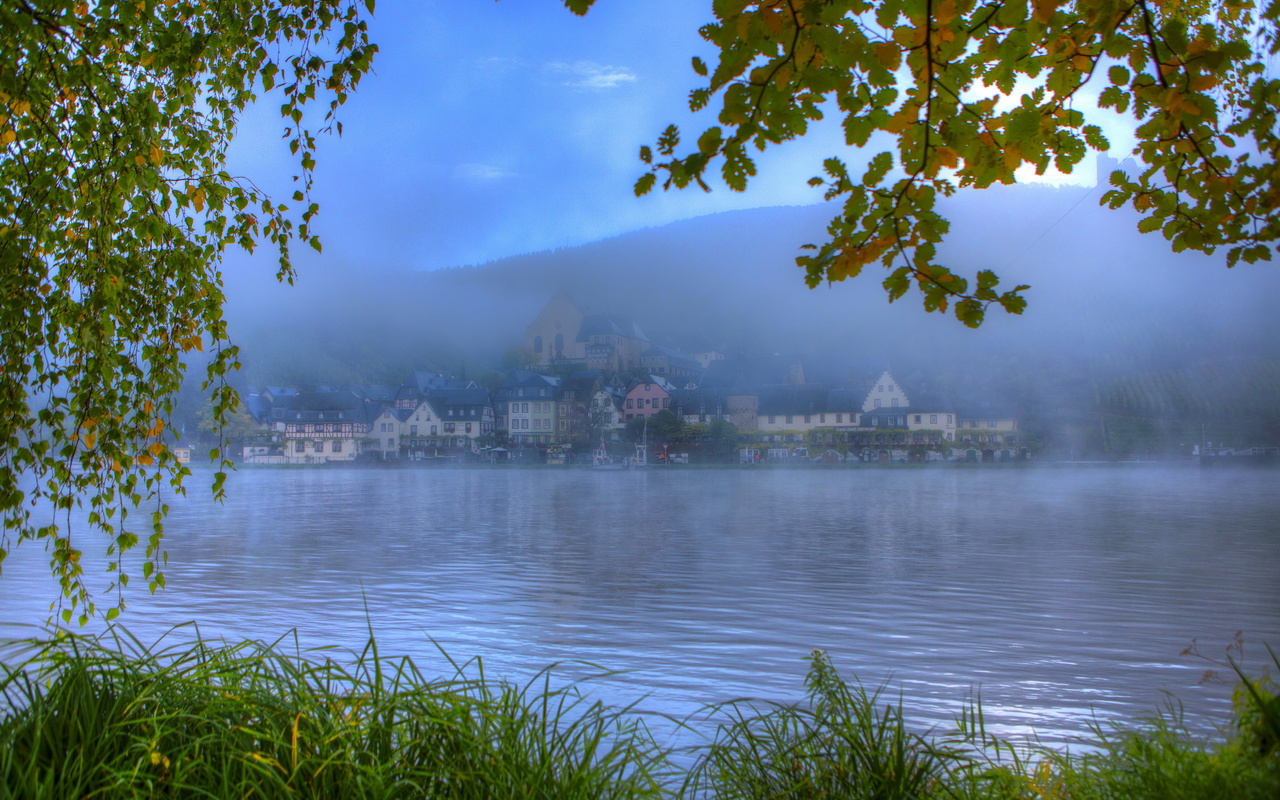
[240,293,1023,465]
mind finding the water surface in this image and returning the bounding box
[3,465,1277,748]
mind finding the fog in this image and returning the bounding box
[210,181,1280,456]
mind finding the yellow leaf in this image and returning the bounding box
[149,144,163,164]
[934,0,957,25]
[1003,142,1022,172]
[1072,54,1092,71]
[148,442,164,457]
[134,154,147,165]
[875,42,901,71]
[1191,74,1216,92]
[0,130,14,146]
[936,146,959,169]
[192,188,205,212]
[138,453,154,467]
[763,8,783,35]
[1032,0,1057,23]
[83,432,97,450]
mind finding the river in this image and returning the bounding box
[2,464,1277,749]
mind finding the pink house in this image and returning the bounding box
[623,377,673,421]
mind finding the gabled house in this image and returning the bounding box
[622,376,674,421]
[369,406,412,459]
[861,370,910,412]
[273,390,382,464]
[588,387,626,436]
[496,370,563,445]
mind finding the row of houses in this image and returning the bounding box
[242,365,1018,464]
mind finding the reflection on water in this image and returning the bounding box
[3,466,1277,747]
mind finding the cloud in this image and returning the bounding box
[458,163,515,181]
[546,61,638,90]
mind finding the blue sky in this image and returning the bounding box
[226,0,1116,276]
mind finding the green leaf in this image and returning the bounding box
[634,172,657,196]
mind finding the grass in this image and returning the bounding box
[0,632,1276,799]
[0,626,668,799]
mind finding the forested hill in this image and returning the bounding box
[214,182,1280,451]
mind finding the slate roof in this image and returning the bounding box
[903,391,955,413]
[756,384,831,416]
[273,391,383,425]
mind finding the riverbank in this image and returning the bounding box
[2,629,1276,799]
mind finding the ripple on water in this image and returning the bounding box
[2,466,1277,749]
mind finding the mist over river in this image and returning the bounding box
[3,465,1278,748]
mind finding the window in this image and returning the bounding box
[874,399,882,408]
[465,423,472,433]
[988,420,997,428]
[891,398,899,407]
[410,425,417,435]
[559,420,567,431]
[768,415,776,424]
[295,441,304,453]
[786,415,793,424]
[947,415,953,424]
[804,415,811,424]
[878,385,884,392]
[871,416,878,426]
[315,441,324,453]
[820,414,825,423]
[930,415,937,424]
[534,336,543,353]
[386,438,394,448]
[662,398,670,408]
[522,403,529,413]
[333,440,342,453]
[915,415,922,424]
[836,413,843,423]
[431,425,437,434]
[626,399,634,409]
